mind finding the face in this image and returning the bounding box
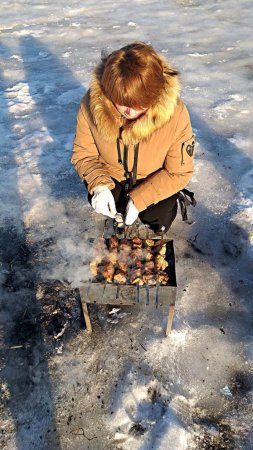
[115,103,148,120]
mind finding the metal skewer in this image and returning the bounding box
[145,224,149,239]
[136,222,140,238]
[160,225,165,244]
[155,283,160,308]
[136,284,140,304]
[102,219,109,239]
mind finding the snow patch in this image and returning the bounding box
[107,369,190,449]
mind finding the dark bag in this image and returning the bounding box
[178,188,197,222]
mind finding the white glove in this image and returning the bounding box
[125,199,139,225]
[91,186,117,219]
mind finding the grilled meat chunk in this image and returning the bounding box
[144,261,155,272]
[155,254,168,271]
[156,272,169,285]
[143,273,157,285]
[107,248,118,265]
[156,243,166,256]
[145,239,155,247]
[118,260,128,273]
[132,237,142,249]
[102,262,115,283]
[119,238,131,251]
[109,235,119,249]
[132,248,143,263]
[145,250,154,261]
[89,256,102,276]
[130,268,144,285]
[114,271,127,284]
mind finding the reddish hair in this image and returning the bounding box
[100,42,177,109]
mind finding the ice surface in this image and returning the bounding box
[0,0,253,449]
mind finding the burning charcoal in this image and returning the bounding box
[145,239,155,247]
[156,272,169,285]
[114,270,127,284]
[132,237,142,249]
[143,273,157,285]
[144,261,155,272]
[109,235,119,249]
[130,268,144,285]
[155,254,168,271]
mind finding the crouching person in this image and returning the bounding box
[71,42,196,234]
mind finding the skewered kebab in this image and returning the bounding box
[116,239,132,271]
[129,239,144,284]
[114,238,130,282]
[90,236,108,276]
[90,235,170,286]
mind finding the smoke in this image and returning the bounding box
[41,232,97,288]
[22,194,100,288]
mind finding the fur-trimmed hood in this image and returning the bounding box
[85,56,180,145]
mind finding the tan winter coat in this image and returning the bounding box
[71,58,195,212]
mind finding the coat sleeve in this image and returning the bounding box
[129,104,195,212]
[71,99,115,194]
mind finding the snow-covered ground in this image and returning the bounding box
[0,0,253,449]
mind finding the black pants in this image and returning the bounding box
[88,179,178,233]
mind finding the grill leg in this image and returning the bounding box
[82,302,92,333]
[166,304,175,336]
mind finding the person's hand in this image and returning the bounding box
[91,186,117,219]
[125,199,139,225]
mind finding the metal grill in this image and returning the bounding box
[79,220,177,336]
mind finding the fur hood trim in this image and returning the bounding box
[86,56,180,145]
